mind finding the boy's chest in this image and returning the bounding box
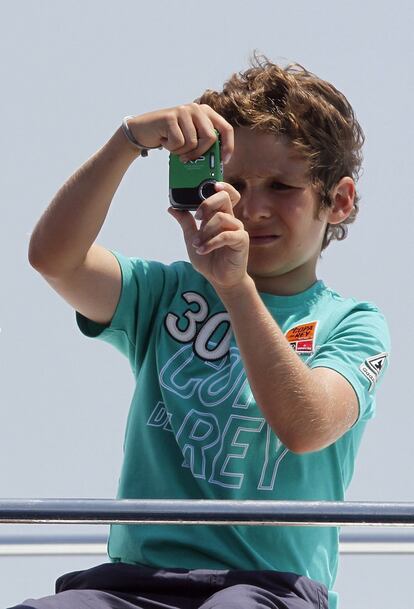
[139,290,338,492]
[153,290,335,417]
[157,288,333,365]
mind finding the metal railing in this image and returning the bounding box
[1,499,414,556]
[2,531,414,556]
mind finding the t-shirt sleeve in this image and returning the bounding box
[308,305,390,423]
[76,251,169,375]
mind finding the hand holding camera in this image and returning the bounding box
[124,103,234,164]
[126,104,247,290]
[168,180,249,293]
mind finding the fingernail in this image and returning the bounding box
[192,237,201,247]
[223,152,232,164]
[194,208,203,220]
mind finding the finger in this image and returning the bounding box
[214,181,241,206]
[162,117,187,151]
[193,110,221,155]
[173,111,203,156]
[176,112,199,153]
[195,183,241,223]
[195,228,248,256]
[195,212,244,248]
[180,116,217,161]
[177,104,234,163]
[167,207,198,244]
[163,106,211,154]
[169,105,216,158]
[199,104,234,164]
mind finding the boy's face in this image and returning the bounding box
[224,127,330,295]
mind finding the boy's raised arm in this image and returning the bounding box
[28,127,140,324]
[28,105,234,324]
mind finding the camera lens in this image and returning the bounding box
[199,180,216,200]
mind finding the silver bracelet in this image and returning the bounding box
[121,116,162,157]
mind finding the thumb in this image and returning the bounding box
[167,207,198,243]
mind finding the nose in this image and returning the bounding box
[237,186,273,222]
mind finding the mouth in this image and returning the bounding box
[248,234,281,245]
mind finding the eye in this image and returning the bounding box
[271,182,293,191]
[229,181,244,193]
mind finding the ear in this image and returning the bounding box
[326,177,355,225]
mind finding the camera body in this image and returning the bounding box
[169,135,223,211]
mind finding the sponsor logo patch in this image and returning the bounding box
[359,352,388,391]
[285,321,318,354]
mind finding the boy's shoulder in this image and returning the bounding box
[321,283,384,312]
[310,283,390,354]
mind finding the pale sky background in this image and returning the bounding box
[1,1,413,607]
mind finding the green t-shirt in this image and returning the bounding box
[77,252,390,609]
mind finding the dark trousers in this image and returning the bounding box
[9,562,328,609]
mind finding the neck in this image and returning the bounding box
[251,265,319,296]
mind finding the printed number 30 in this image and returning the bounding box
[165,292,232,361]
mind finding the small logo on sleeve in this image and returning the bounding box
[359,352,388,391]
[285,321,318,354]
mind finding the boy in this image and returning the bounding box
[19,56,389,609]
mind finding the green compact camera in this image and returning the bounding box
[169,133,223,211]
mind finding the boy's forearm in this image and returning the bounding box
[29,127,141,277]
[215,278,333,453]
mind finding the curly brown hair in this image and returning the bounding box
[196,53,365,250]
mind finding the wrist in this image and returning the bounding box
[213,275,257,305]
[110,127,143,161]
[121,116,163,157]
